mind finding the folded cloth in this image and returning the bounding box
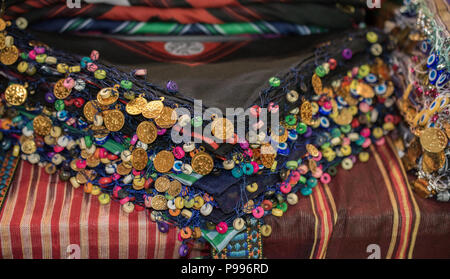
[31,18,328,36]
[6,2,365,28]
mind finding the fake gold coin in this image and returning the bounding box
[97,87,119,105]
[103,109,125,132]
[53,79,72,99]
[117,162,132,176]
[300,100,312,123]
[136,121,157,144]
[306,144,319,157]
[76,171,88,184]
[419,127,448,153]
[167,180,182,197]
[333,108,353,126]
[131,148,148,171]
[4,83,27,106]
[33,115,52,136]
[0,33,6,50]
[83,100,102,122]
[260,144,276,169]
[422,151,445,173]
[154,106,177,128]
[153,150,175,173]
[211,117,234,141]
[312,74,323,95]
[86,155,100,168]
[154,176,170,192]
[356,82,375,98]
[0,45,19,65]
[0,19,6,31]
[191,152,214,175]
[142,97,165,119]
[21,140,36,155]
[126,96,147,115]
[151,195,168,211]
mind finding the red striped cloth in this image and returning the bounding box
[0,162,209,259]
[264,138,450,258]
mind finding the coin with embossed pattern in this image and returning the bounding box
[103,109,125,132]
[53,79,72,99]
[33,115,52,136]
[5,83,27,106]
[191,152,214,175]
[131,148,148,171]
[155,106,177,128]
[419,127,448,153]
[153,150,175,173]
[0,45,19,65]
[154,176,170,192]
[136,121,157,144]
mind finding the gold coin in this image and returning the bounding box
[4,83,27,106]
[271,127,288,143]
[168,180,182,197]
[33,115,52,136]
[97,87,119,105]
[117,162,132,176]
[21,140,36,154]
[0,19,6,31]
[76,171,88,184]
[142,98,164,119]
[306,144,319,157]
[191,152,214,175]
[333,108,353,126]
[260,144,276,169]
[86,155,100,168]
[103,109,125,132]
[83,100,102,122]
[153,150,175,173]
[131,148,148,171]
[356,82,375,98]
[53,79,72,99]
[154,176,170,192]
[155,106,177,128]
[0,45,19,65]
[151,195,168,210]
[70,159,82,172]
[0,33,5,50]
[136,121,157,144]
[308,159,317,173]
[422,151,445,173]
[300,100,312,123]
[126,96,147,115]
[211,117,234,141]
[80,150,90,159]
[444,123,450,139]
[419,127,448,153]
[312,74,323,95]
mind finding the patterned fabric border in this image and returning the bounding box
[0,153,20,213]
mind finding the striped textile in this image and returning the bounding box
[263,138,450,259]
[31,18,327,36]
[5,1,364,29]
[0,161,210,259]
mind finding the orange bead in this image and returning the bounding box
[169,209,181,217]
[180,227,192,239]
[84,182,93,193]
